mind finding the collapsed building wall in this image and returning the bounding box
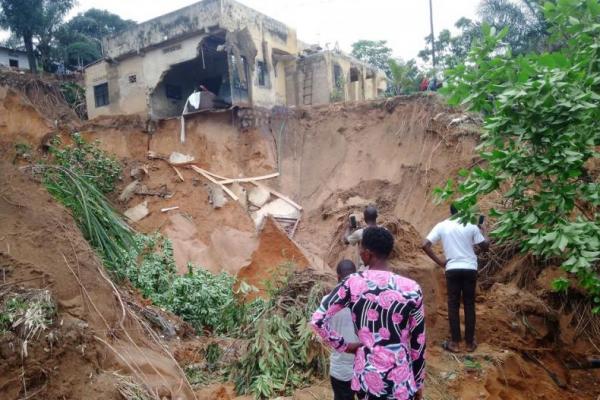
[85,0,302,119]
[83,0,387,119]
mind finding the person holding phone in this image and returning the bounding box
[421,204,489,353]
[344,206,379,269]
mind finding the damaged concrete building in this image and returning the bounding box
[84,0,388,119]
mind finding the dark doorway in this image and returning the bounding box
[150,34,238,118]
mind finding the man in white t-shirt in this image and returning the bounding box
[325,259,359,400]
[421,204,489,353]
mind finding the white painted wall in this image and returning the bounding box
[0,49,30,70]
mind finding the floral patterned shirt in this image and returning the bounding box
[310,270,426,399]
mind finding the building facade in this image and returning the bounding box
[84,0,387,119]
[0,47,30,71]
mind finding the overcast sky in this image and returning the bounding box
[68,0,481,61]
[33,0,482,62]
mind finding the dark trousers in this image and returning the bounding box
[331,376,355,400]
[446,269,477,344]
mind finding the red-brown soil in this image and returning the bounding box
[0,77,598,400]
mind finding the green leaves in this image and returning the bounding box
[231,279,327,399]
[439,0,600,310]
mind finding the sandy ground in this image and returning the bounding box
[0,76,598,400]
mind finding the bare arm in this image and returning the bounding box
[421,239,447,268]
[476,224,490,253]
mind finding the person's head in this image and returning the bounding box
[336,259,356,282]
[360,227,394,267]
[364,205,378,225]
[450,204,458,216]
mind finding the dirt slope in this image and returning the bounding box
[0,162,196,399]
[1,77,597,400]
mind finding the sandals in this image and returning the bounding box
[466,341,478,353]
[442,340,460,353]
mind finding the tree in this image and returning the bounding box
[36,0,75,71]
[439,1,600,311]
[388,58,421,95]
[351,40,393,77]
[0,0,74,73]
[0,0,40,72]
[56,9,135,69]
[478,0,546,54]
[419,18,481,71]
[419,0,547,73]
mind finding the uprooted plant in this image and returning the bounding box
[0,289,56,357]
[230,270,329,399]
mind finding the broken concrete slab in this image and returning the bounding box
[168,152,195,165]
[251,198,300,228]
[118,180,140,203]
[130,164,148,180]
[124,200,149,222]
[207,183,228,209]
[248,185,270,207]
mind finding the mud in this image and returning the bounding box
[0,79,598,400]
[0,162,195,399]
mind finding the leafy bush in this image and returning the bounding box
[231,276,328,399]
[49,133,121,194]
[161,267,239,333]
[60,82,87,119]
[440,1,600,310]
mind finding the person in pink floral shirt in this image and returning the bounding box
[311,227,426,400]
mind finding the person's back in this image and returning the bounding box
[312,228,426,400]
[428,218,482,270]
[421,205,489,353]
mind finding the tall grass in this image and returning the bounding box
[43,165,135,273]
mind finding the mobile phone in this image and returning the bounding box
[350,215,357,230]
[478,215,485,225]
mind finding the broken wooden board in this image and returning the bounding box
[250,182,303,211]
[217,172,279,185]
[190,165,239,201]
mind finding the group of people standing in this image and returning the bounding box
[310,205,489,400]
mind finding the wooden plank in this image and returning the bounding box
[217,172,279,185]
[250,181,303,210]
[196,168,230,181]
[161,206,180,213]
[171,166,185,182]
[290,217,301,237]
[190,165,239,201]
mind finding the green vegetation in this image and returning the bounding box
[0,0,74,73]
[0,290,56,345]
[60,82,87,119]
[43,134,133,272]
[231,274,328,399]
[439,0,600,311]
[0,2,134,72]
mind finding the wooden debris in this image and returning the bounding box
[160,206,179,213]
[171,166,184,182]
[190,165,239,201]
[218,172,279,185]
[134,184,171,198]
[251,182,303,211]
